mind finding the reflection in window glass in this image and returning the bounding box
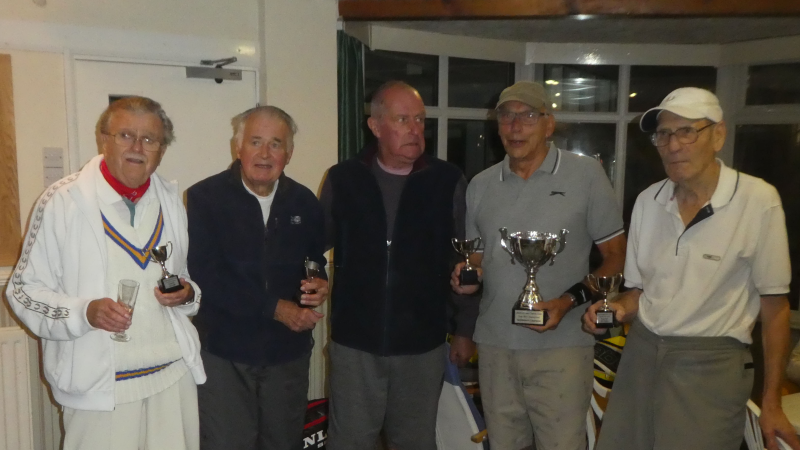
[624,123,665,227]
[543,65,619,113]
[364,49,439,106]
[734,124,800,307]
[629,66,717,112]
[747,63,800,105]
[424,118,437,156]
[448,57,515,109]
[447,119,504,180]
[551,122,616,182]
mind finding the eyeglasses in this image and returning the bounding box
[496,110,548,126]
[650,123,714,147]
[104,132,163,152]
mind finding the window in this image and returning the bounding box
[447,119,503,180]
[543,64,619,113]
[746,63,800,105]
[364,49,439,106]
[629,66,717,112]
[734,124,800,308]
[448,57,515,109]
[551,123,617,178]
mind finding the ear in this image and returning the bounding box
[712,120,727,153]
[544,113,556,139]
[367,116,381,139]
[285,147,294,165]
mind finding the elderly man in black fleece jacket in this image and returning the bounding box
[187,105,328,450]
[320,81,479,450]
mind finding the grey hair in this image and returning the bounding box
[232,105,298,150]
[369,80,419,118]
[96,96,175,146]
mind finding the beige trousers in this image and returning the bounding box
[478,344,594,450]
[63,371,199,450]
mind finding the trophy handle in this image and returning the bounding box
[498,228,516,265]
[165,241,173,260]
[474,237,483,252]
[549,228,569,266]
[586,273,597,291]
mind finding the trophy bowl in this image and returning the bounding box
[452,237,482,285]
[499,228,568,326]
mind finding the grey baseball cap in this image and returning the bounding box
[496,81,549,110]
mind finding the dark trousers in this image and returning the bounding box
[198,349,310,450]
[327,342,446,450]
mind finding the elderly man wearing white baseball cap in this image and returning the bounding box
[583,87,800,450]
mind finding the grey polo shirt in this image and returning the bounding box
[467,144,624,350]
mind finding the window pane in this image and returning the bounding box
[364,49,439,106]
[448,57,515,109]
[629,66,717,112]
[747,63,800,105]
[424,118,437,156]
[624,123,665,227]
[447,119,504,181]
[543,65,619,113]
[551,122,617,182]
[734,124,800,308]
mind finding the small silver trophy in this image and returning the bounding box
[587,273,623,329]
[148,242,183,293]
[499,228,568,326]
[297,257,321,308]
[451,237,482,286]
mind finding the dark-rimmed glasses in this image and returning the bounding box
[650,123,714,147]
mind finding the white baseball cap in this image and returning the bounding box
[639,87,723,132]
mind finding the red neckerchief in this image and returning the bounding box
[100,159,150,202]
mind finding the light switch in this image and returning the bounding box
[43,147,64,188]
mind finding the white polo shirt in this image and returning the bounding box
[624,160,790,344]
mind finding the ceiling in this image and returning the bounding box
[376,17,800,45]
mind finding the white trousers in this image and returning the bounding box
[63,371,199,450]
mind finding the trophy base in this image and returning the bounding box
[512,308,549,326]
[595,310,617,328]
[158,275,183,293]
[459,269,479,286]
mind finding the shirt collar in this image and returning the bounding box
[653,158,740,209]
[500,142,560,181]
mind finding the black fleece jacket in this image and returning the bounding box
[187,160,327,366]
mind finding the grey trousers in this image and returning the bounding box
[596,320,754,450]
[198,349,310,450]
[327,342,446,450]
[478,344,594,450]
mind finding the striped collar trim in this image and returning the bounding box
[102,208,164,269]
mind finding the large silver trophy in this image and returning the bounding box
[148,242,183,293]
[451,237,482,285]
[587,273,623,329]
[499,228,568,326]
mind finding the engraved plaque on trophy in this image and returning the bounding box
[499,228,568,326]
[587,273,623,329]
[148,242,184,293]
[451,237,482,286]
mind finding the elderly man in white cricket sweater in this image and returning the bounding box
[6,96,204,450]
[584,87,800,450]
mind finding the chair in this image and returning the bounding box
[744,399,792,450]
[435,343,488,450]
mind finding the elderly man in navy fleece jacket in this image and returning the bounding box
[186,105,328,450]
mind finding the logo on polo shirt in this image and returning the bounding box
[291,216,302,225]
[550,191,566,196]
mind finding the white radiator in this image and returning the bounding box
[0,326,34,450]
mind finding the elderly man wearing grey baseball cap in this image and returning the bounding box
[452,80,626,450]
[583,87,800,450]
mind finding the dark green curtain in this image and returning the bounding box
[337,30,365,162]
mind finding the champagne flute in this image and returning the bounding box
[111,279,139,342]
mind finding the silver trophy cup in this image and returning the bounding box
[148,242,183,293]
[587,273,623,328]
[451,237,482,286]
[499,227,568,326]
[296,257,321,308]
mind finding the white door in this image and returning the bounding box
[73,59,258,195]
